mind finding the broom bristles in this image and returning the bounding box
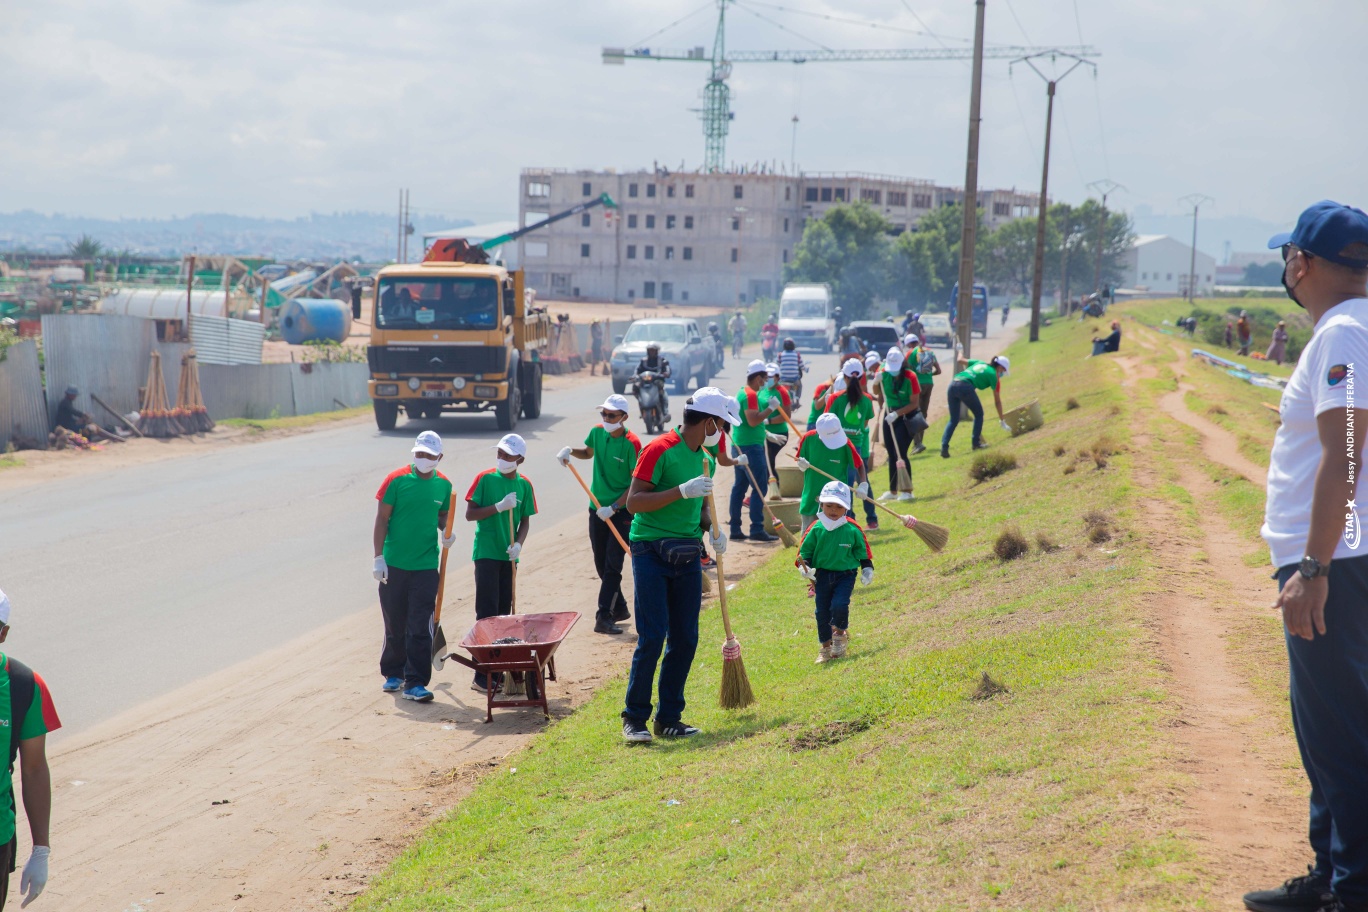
[701,570,713,596]
[719,655,755,709]
[910,518,950,552]
[772,515,797,548]
[896,461,913,492]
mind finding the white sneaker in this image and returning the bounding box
[831,631,849,659]
[878,491,896,501]
[897,492,914,502]
[815,644,832,664]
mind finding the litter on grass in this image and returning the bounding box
[1191,348,1287,390]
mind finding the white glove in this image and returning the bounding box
[372,555,388,584]
[495,492,519,512]
[595,505,615,521]
[677,475,713,499]
[21,846,48,906]
[765,432,786,445]
[731,450,749,466]
[507,542,522,560]
[855,482,870,499]
[884,411,897,426]
[556,446,572,467]
[796,457,811,471]
[709,529,728,556]
[798,564,817,581]
[860,566,874,586]
[1000,420,1011,432]
[439,529,457,550]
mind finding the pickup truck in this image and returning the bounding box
[609,317,714,395]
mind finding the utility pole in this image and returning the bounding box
[1087,179,1124,295]
[1179,193,1213,302]
[1016,51,1095,342]
[396,189,404,263]
[955,0,987,359]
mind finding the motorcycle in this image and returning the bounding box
[632,370,669,435]
[760,328,778,363]
[780,364,809,411]
[709,332,725,371]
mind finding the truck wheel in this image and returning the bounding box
[612,378,627,395]
[521,363,543,419]
[495,374,521,431]
[373,400,399,431]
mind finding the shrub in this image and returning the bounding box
[993,527,1030,561]
[970,451,1019,483]
[1035,532,1062,553]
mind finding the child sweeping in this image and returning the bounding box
[464,433,538,695]
[795,481,874,663]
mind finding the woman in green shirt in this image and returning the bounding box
[820,359,877,528]
[940,355,1010,457]
[907,338,941,453]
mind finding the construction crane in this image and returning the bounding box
[604,0,1097,171]
[424,194,619,265]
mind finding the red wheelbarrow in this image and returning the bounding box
[443,611,580,723]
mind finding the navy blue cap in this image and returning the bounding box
[1268,200,1368,268]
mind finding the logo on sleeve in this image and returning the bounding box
[1328,364,1349,386]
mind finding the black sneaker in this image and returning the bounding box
[748,530,780,543]
[940,447,950,459]
[911,444,927,455]
[622,719,653,743]
[653,720,700,738]
[730,530,748,542]
[612,604,631,622]
[1242,867,1334,912]
[594,620,624,635]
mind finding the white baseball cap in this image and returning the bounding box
[687,387,742,426]
[864,351,881,370]
[412,430,443,457]
[746,358,768,377]
[993,355,1011,375]
[903,333,918,346]
[841,360,864,378]
[815,412,848,449]
[765,362,779,376]
[724,397,741,425]
[818,480,852,509]
[597,394,630,415]
[0,588,10,626]
[495,433,527,457]
[885,347,905,372]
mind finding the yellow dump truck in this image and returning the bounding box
[367,240,551,431]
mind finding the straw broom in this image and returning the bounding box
[703,460,755,709]
[738,460,796,548]
[431,493,456,670]
[504,508,526,696]
[789,453,950,552]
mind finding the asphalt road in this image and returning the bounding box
[1,310,1027,736]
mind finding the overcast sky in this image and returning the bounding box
[2,0,1365,246]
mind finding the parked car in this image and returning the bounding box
[920,313,955,348]
[609,318,713,395]
[844,321,902,356]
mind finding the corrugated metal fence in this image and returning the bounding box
[191,314,265,365]
[0,341,49,451]
[198,363,369,420]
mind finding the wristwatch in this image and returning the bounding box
[1298,556,1331,580]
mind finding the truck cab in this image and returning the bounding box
[367,248,549,431]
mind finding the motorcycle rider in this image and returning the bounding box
[727,310,747,358]
[634,343,673,423]
[1001,302,1010,326]
[707,321,724,365]
[760,312,780,362]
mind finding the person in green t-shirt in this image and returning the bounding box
[760,363,793,490]
[907,338,941,453]
[796,412,868,532]
[878,347,924,501]
[795,481,874,663]
[820,359,878,528]
[729,359,782,542]
[373,430,456,703]
[620,388,738,743]
[557,394,642,636]
[464,433,539,693]
[0,590,58,909]
[941,355,1011,458]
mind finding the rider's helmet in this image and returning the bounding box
[783,337,796,351]
[708,322,718,332]
[768,312,777,321]
[646,343,660,352]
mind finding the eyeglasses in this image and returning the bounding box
[1282,244,1315,264]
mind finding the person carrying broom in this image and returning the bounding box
[878,347,923,502]
[818,360,879,530]
[620,388,738,743]
[464,433,538,695]
[556,394,642,635]
[729,360,782,543]
[795,481,874,664]
[372,431,455,703]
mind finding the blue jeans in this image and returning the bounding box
[1277,556,1368,904]
[847,458,876,525]
[814,569,856,643]
[941,379,984,449]
[623,538,703,725]
[729,442,769,536]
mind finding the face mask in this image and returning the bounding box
[818,513,848,532]
[1282,261,1305,309]
[602,421,623,433]
[413,456,439,474]
[704,423,722,447]
[496,458,519,474]
[765,377,776,389]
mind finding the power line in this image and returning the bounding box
[1071,0,1086,45]
[733,2,833,51]
[1007,69,1040,173]
[1002,0,1034,43]
[743,0,966,41]
[1057,105,1089,195]
[897,0,952,50]
[622,1,716,50]
[1091,69,1112,179]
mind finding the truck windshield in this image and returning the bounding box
[623,323,685,344]
[781,299,826,320]
[376,276,500,330]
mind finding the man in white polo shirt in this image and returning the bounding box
[1245,201,1368,912]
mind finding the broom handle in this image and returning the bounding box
[740,460,787,533]
[774,405,805,441]
[434,493,457,625]
[508,507,517,616]
[789,452,915,525]
[565,462,630,554]
[701,460,735,641]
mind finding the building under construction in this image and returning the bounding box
[517,167,1039,306]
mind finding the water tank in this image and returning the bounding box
[278,298,353,344]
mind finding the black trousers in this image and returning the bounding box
[589,509,633,622]
[765,431,788,482]
[473,559,513,690]
[379,566,439,689]
[883,414,913,492]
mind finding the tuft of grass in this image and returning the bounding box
[1035,532,1062,553]
[993,526,1031,561]
[1053,444,1067,457]
[788,718,872,751]
[1206,404,1228,416]
[970,451,1019,483]
[1063,463,1077,475]
[971,671,1010,701]
[1083,511,1115,544]
[1066,397,1081,410]
[219,405,370,432]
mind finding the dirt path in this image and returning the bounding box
[1116,338,1306,901]
[1157,340,1269,486]
[28,512,778,911]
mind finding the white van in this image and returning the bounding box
[778,283,835,352]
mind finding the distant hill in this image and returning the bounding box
[0,211,478,262]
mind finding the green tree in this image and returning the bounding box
[785,202,894,319]
[980,216,1051,297]
[886,203,979,312]
[67,234,103,260]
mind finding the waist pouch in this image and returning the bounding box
[634,537,704,568]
